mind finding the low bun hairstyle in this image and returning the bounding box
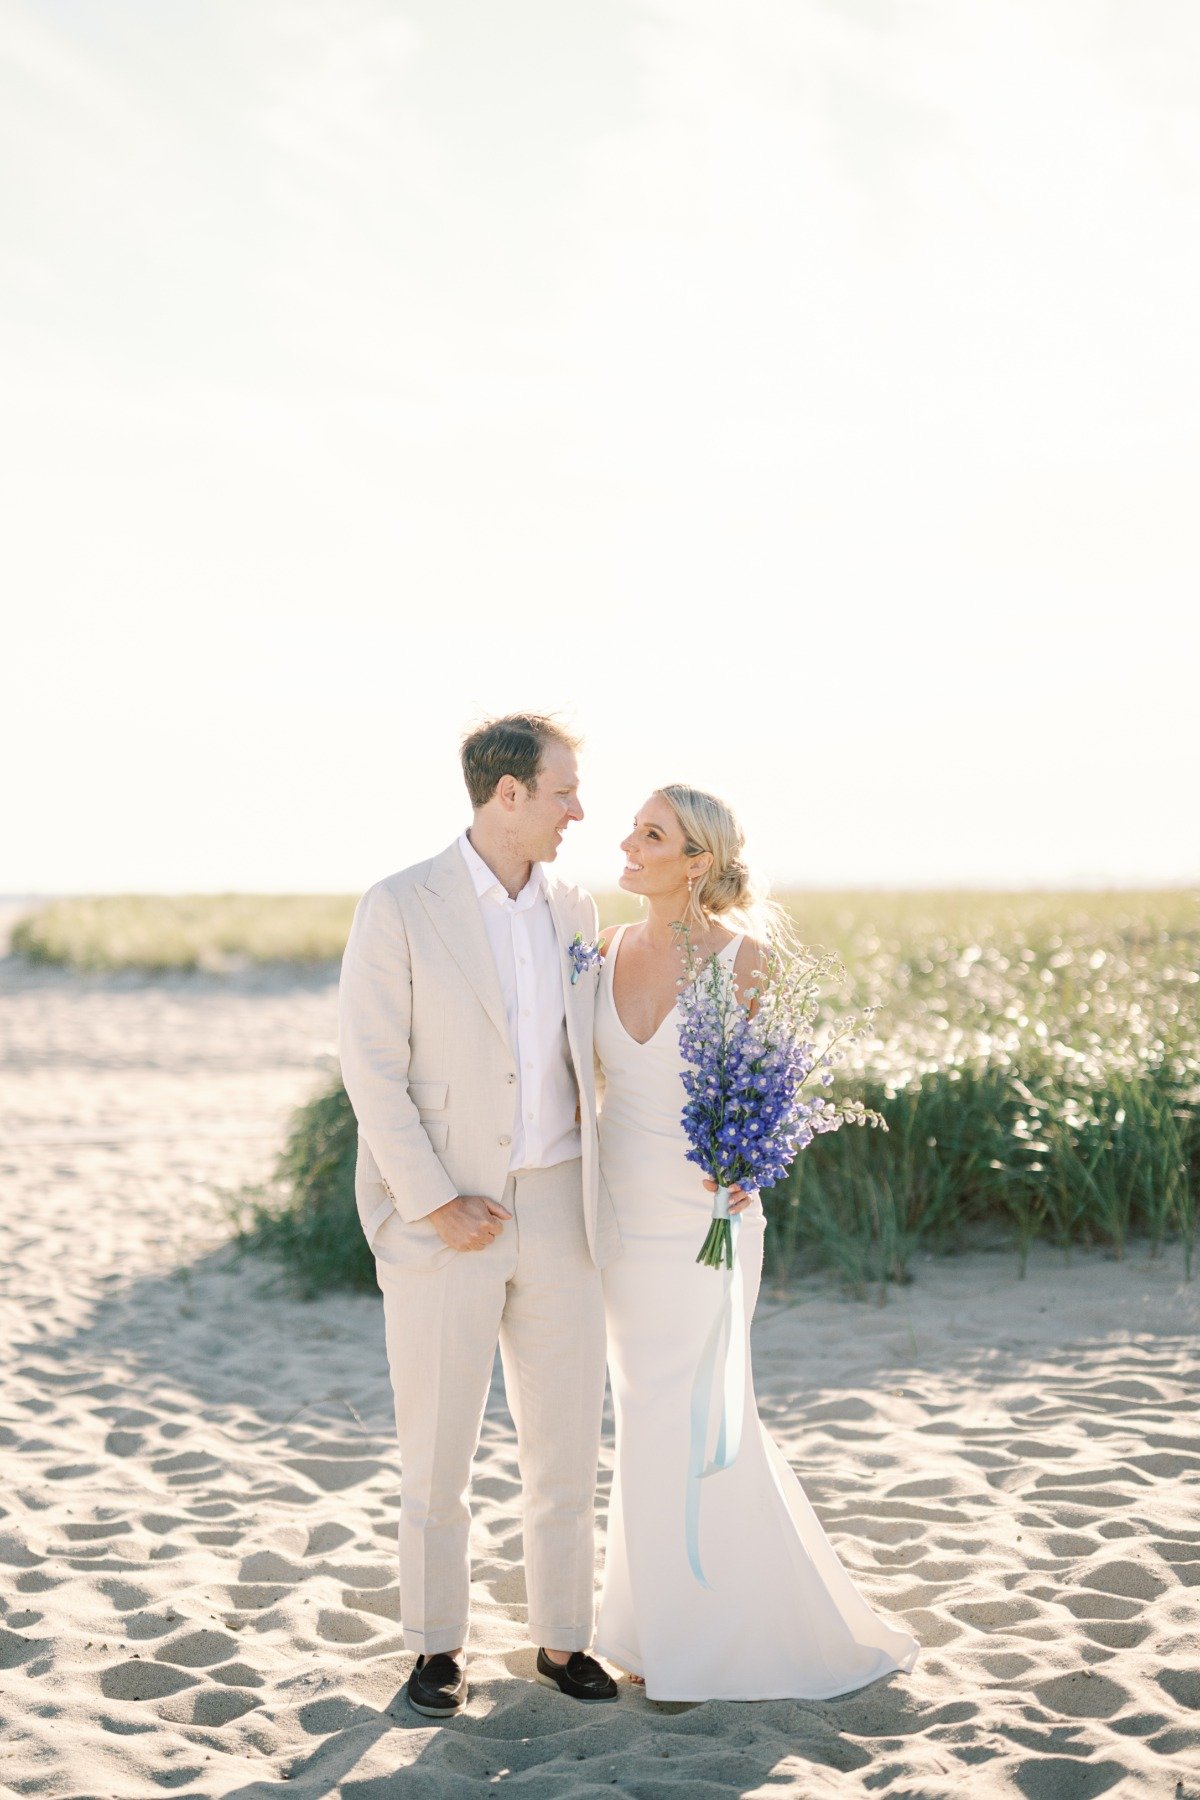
[702,857,754,919]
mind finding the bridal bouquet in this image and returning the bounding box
[677,931,885,1584]
[677,935,885,1269]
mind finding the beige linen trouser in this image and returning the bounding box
[373,1158,606,1657]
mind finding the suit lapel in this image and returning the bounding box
[545,880,589,1081]
[417,842,512,1051]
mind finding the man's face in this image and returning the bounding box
[514,741,583,864]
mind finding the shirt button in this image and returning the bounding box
[498,1134,511,1147]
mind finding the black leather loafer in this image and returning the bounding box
[407,1652,468,1717]
[535,1647,618,1701]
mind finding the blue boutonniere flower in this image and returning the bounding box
[567,933,602,985]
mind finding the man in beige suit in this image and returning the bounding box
[338,714,621,1718]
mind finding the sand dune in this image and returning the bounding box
[1,950,1198,1798]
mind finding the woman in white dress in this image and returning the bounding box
[593,784,919,1702]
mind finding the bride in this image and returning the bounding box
[593,783,919,1702]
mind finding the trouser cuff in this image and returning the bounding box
[403,1624,469,1656]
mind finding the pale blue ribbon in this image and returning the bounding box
[685,1187,745,1587]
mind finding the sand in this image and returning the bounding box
[2,927,1198,1798]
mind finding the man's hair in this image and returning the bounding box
[460,713,582,810]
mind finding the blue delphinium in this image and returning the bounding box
[567,933,602,985]
[677,936,885,1269]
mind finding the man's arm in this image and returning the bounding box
[337,881,459,1225]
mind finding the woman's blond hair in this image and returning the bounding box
[656,783,794,950]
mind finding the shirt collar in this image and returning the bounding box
[458,832,546,909]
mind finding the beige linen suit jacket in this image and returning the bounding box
[338,839,621,1271]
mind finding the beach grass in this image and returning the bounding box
[11,893,359,971]
[229,886,1199,1299]
[13,886,1195,972]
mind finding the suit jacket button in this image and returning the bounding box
[498,1134,511,1147]
[506,1072,516,1084]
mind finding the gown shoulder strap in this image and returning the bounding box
[603,921,630,968]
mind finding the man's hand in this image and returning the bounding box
[702,1177,757,1215]
[429,1194,512,1251]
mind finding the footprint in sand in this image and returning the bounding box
[1081,1559,1168,1601]
[1043,1532,1100,1557]
[1150,1538,1200,1586]
[104,1429,145,1457]
[284,1455,385,1493]
[1081,1618,1152,1649]
[952,1597,1043,1630]
[160,1686,263,1727]
[124,1610,189,1642]
[150,1449,220,1483]
[976,1650,1036,1680]
[314,1607,379,1644]
[4,1607,43,1630]
[237,1550,304,1583]
[98,1659,197,1703]
[13,1571,57,1594]
[1131,1451,1200,1478]
[1014,1756,1129,1800]
[340,1584,399,1622]
[1033,1670,1129,1719]
[225,1583,291,1611]
[1085,1378,1170,1402]
[154,1627,240,1668]
[304,1521,356,1557]
[209,1661,265,1689]
[1060,1591,1142,1620]
[0,1627,42,1671]
[1158,1668,1200,1711]
[296,1695,377,1734]
[886,1475,962,1499]
[60,1520,132,1542]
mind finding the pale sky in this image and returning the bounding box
[3,0,1198,894]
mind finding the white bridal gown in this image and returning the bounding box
[594,925,920,1702]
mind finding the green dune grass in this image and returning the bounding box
[12,886,1196,972]
[226,886,1198,1300]
[11,893,359,971]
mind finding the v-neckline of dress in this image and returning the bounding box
[607,922,742,1048]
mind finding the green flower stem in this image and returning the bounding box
[696,1214,734,1269]
[697,1181,735,1269]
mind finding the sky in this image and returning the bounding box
[3,0,1198,895]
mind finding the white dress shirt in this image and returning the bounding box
[458,833,581,1173]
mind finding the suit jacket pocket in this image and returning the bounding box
[409,1081,448,1153]
[408,1080,448,1110]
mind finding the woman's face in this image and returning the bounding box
[619,794,709,901]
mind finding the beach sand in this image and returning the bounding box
[2,933,1198,1798]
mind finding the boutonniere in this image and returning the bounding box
[567,933,602,985]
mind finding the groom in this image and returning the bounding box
[338,713,621,1718]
